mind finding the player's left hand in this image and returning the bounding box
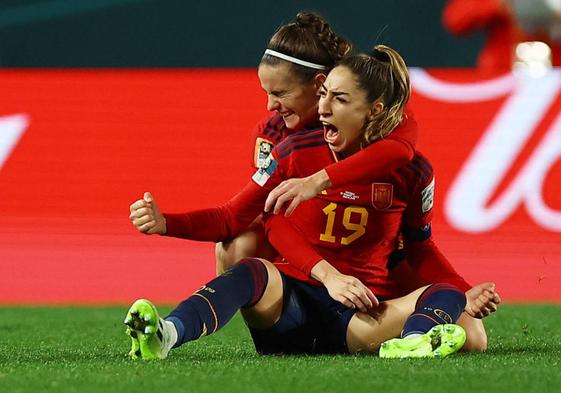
[465,282,501,319]
[265,170,330,216]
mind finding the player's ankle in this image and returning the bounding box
[163,319,178,349]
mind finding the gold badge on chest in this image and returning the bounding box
[371,183,393,210]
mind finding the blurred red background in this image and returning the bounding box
[0,69,559,304]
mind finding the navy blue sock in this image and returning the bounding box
[402,283,466,338]
[165,258,268,347]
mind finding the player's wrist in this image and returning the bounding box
[157,215,168,235]
[310,169,331,192]
[310,259,337,283]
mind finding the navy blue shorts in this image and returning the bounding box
[249,273,357,355]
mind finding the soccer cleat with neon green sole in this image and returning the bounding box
[124,299,173,360]
[379,324,466,359]
[125,327,141,359]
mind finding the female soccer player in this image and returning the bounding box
[130,14,496,351]
[125,45,499,360]
[214,11,418,275]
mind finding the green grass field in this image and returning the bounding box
[0,305,559,393]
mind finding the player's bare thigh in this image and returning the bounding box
[240,259,284,329]
[346,286,430,354]
[215,217,277,275]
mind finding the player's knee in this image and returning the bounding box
[237,257,267,270]
[238,258,283,329]
[215,232,276,275]
[236,258,269,298]
[215,232,264,273]
[215,238,253,274]
[215,241,237,274]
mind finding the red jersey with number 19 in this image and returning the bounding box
[254,128,435,298]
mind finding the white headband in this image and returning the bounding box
[263,49,327,70]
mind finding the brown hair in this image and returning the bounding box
[338,44,410,145]
[260,11,352,83]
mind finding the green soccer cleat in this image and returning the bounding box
[379,324,466,359]
[124,299,173,360]
[125,326,141,359]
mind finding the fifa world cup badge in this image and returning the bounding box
[252,153,278,187]
[255,138,274,169]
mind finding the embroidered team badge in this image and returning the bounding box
[254,137,274,169]
[371,183,393,210]
[252,153,278,186]
[421,178,435,213]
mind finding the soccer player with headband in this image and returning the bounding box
[213,11,418,278]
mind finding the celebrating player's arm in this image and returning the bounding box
[265,110,418,216]
[128,181,270,242]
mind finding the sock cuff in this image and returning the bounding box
[165,316,185,348]
[416,283,464,309]
[238,258,269,308]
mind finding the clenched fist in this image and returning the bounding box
[129,192,166,235]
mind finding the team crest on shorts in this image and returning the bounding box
[371,183,393,210]
[254,137,275,169]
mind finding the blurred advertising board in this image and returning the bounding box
[0,69,559,303]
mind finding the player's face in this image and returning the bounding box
[319,66,380,156]
[258,63,323,130]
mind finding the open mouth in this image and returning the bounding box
[323,122,339,145]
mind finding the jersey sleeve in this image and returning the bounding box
[401,157,471,292]
[163,181,269,242]
[442,0,509,35]
[255,138,324,277]
[250,114,283,171]
[250,144,286,192]
[325,110,417,188]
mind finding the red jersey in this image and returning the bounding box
[255,128,469,296]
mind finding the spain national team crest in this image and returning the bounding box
[371,183,393,210]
